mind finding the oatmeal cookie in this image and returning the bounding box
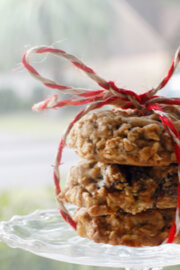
[59,160,178,215]
[69,108,180,166]
[74,207,177,246]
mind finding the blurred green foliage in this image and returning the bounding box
[0,188,55,221]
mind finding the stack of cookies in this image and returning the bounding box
[59,107,180,247]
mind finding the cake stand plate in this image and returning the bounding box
[0,208,180,270]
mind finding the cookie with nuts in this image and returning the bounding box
[74,207,177,247]
[69,108,180,166]
[59,160,178,216]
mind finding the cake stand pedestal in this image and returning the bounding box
[0,209,179,270]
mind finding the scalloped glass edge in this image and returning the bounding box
[0,208,180,268]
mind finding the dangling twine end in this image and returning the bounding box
[23,45,180,244]
[32,94,59,112]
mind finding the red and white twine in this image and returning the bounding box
[22,45,180,243]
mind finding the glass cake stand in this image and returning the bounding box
[0,208,180,270]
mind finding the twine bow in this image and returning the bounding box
[23,46,180,244]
